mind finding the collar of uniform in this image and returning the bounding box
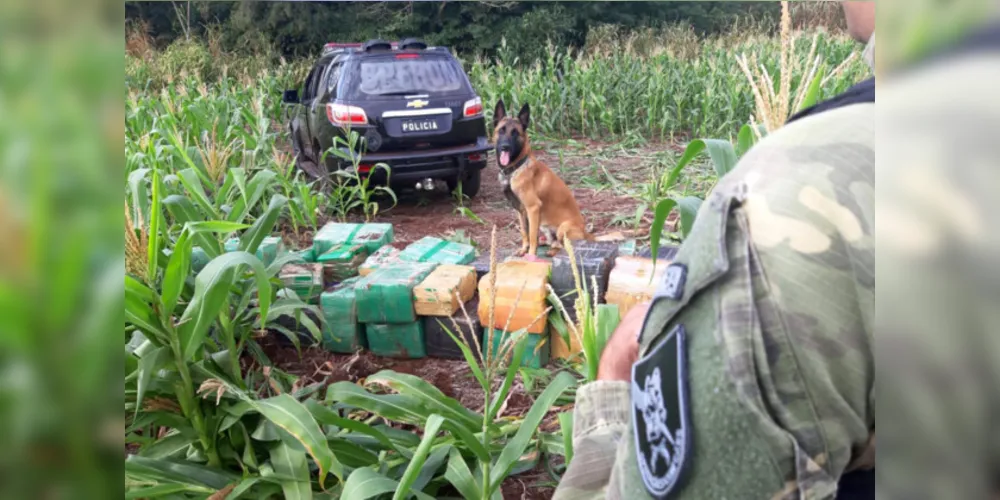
[863,33,876,75]
[638,189,733,348]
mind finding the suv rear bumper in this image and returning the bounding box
[331,139,493,183]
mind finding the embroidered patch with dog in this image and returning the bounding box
[631,324,691,499]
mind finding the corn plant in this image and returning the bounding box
[322,130,398,222]
[125,171,339,498]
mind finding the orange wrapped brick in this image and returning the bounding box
[605,256,668,317]
[477,260,550,334]
[414,264,477,317]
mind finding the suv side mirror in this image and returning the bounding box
[283,89,300,104]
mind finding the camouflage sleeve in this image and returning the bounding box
[551,380,631,500]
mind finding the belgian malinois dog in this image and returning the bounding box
[493,99,594,257]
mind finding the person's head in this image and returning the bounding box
[842,1,876,43]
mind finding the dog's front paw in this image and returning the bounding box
[516,245,530,257]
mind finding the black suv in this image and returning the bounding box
[283,39,491,197]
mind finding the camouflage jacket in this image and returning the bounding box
[553,102,875,499]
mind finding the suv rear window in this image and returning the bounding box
[345,54,469,98]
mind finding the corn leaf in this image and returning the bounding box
[124,484,199,498]
[125,455,237,490]
[392,414,444,500]
[185,221,251,235]
[178,251,270,361]
[163,194,222,256]
[797,71,825,112]
[160,229,191,315]
[649,198,677,269]
[328,438,379,468]
[411,444,451,493]
[559,412,574,464]
[305,400,413,459]
[240,194,287,255]
[138,431,193,460]
[268,442,313,500]
[127,168,151,225]
[325,382,489,462]
[231,170,278,224]
[146,169,163,285]
[439,319,487,389]
[736,123,756,158]
[176,167,217,220]
[254,394,342,486]
[487,335,528,422]
[326,383,426,425]
[444,448,480,500]
[594,304,621,359]
[135,346,171,419]
[341,468,400,500]
[366,371,483,432]
[489,371,576,490]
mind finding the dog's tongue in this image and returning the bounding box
[500,151,510,166]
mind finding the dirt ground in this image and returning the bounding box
[284,138,685,254]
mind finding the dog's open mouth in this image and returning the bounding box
[499,150,510,166]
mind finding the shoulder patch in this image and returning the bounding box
[631,324,691,499]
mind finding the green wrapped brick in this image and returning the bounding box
[190,247,211,272]
[366,322,426,359]
[316,243,369,284]
[398,236,476,265]
[224,236,285,266]
[289,247,316,264]
[359,245,401,276]
[319,277,366,353]
[484,328,550,369]
[279,263,323,302]
[617,239,638,257]
[313,222,393,256]
[355,262,438,324]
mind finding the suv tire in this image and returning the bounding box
[449,168,481,199]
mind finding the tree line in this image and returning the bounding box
[126,1,793,60]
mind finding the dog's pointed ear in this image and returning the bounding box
[517,103,530,131]
[493,99,506,130]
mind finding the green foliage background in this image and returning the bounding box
[126,1,790,61]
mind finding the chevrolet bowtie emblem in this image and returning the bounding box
[407,99,429,109]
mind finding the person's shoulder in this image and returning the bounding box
[715,103,874,205]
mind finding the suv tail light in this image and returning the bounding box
[463,97,483,118]
[326,103,368,127]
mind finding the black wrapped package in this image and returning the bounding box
[550,241,619,323]
[637,244,680,261]
[423,297,482,359]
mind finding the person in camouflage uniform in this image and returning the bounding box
[553,3,876,499]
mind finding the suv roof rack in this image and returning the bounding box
[399,38,428,51]
[322,40,451,57]
[362,39,395,52]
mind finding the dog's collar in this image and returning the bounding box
[500,154,529,176]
